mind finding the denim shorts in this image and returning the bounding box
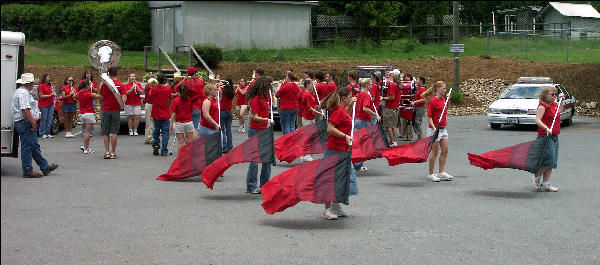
[63,103,77,113]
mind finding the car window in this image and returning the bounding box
[499,85,544,99]
[557,85,571,99]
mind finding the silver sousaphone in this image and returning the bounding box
[88,40,124,109]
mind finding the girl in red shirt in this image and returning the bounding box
[170,83,195,153]
[245,76,274,194]
[37,73,56,139]
[61,76,77,138]
[124,73,144,136]
[318,87,357,220]
[220,78,235,153]
[236,79,249,133]
[79,70,99,137]
[198,82,221,138]
[275,72,300,135]
[533,86,564,192]
[345,70,360,97]
[426,81,453,182]
[75,80,100,154]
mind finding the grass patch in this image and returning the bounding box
[24,38,600,67]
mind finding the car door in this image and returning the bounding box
[555,84,574,118]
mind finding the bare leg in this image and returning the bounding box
[110,134,118,153]
[185,132,194,146]
[65,112,74,133]
[438,138,449,173]
[386,127,396,144]
[83,123,92,149]
[133,115,139,132]
[429,141,440,175]
[128,115,134,131]
[176,133,185,151]
[103,134,110,153]
[417,133,423,140]
[541,167,552,182]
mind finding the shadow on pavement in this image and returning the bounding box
[381,181,427,188]
[470,189,538,199]
[201,193,262,201]
[259,218,349,230]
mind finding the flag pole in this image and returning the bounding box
[269,89,276,166]
[314,82,325,117]
[217,88,223,147]
[350,101,357,147]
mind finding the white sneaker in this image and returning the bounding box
[80,145,85,151]
[330,203,346,217]
[428,174,441,182]
[42,134,48,139]
[301,155,314,162]
[321,208,338,220]
[83,148,94,154]
[438,172,453,181]
[65,132,73,138]
[390,142,397,147]
[531,175,541,190]
[134,130,139,136]
[359,166,368,172]
[539,184,558,192]
[129,130,134,136]
[47,134,54,138]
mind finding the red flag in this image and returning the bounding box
[351,122,389,163]
[157,132,221,181]
[261,152,351,215]
[467,136,548,174]
[201,128,274,189]
[381,130,437,166]
[274,119,328,163]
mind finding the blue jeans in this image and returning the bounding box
[198,125,218,138]
[39,105,54,136]
[192,108,202,130]
[246,128,271,191]
[279,109,298,135]
[152,119,170,155]
[220,110,233,152]
[325,148,358,196]
[14,120,50,175]
[353,119,372,169]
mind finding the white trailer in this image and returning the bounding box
[1,31,25,157]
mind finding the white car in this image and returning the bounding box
[487,77,576,130]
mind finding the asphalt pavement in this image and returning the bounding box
[2,115,599,264]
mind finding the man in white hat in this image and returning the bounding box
[11,73,59,178]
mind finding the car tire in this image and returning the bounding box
[50,112,59,135]
[490,123,501,130]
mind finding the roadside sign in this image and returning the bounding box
[450,44,464,53]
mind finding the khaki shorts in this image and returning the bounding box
[382,108,399,128]
[101,111,120,135]
[174,121,195,133]
[124,105,141,116]
[80,113,96,124]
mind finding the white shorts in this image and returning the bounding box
[237,105,248,111]
[174,121,195,134]
[124,105,141,116]
[427,127,448,142]
[80,113,96,124]
[302,118,315,126]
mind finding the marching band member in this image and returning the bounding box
[124,73,144,136]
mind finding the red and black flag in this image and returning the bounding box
[467,136,548,174]
[157,131,222,181]
[261,151,351,215]
[381,129,438,166]
[351,122,389,163]
[201,128,274,189]
[274,119,328,163]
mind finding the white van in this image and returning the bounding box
[1,31,25,157]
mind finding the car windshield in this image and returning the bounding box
[499,85,545,99]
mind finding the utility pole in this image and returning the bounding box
[453,1,460,93]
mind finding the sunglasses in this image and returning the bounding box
[549,93,557,96]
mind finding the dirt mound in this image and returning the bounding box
[25,56,600,115]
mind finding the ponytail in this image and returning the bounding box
[319,87,350,111]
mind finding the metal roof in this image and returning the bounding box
[539,2,600,19]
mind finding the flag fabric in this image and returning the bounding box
[201,128,274,189]
[274,119,328,163]
[261,152,351,215]
[381,129,438,166]
[351,122,389,163]
[467,136,548,174]
[157,132,222,181]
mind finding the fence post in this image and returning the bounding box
[486,31,490,57]
[158,49,162,74]
[189,49,193,67]
[144,46,148,72]
[525,33,528,59]
[410,25,413,40]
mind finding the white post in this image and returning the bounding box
[492,12,496,33]
[439,87,453,125]
[549,98,563,132]
[349,102,356,146]
[269,90,274,127]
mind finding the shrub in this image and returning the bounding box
[403,40,418,53]
[193,43,223,69]
[448,86,464,104]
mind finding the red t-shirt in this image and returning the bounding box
[100,80,127,111]
[327,82,337,95]
[537,102,560,136]
[124,82,143,105]
[61,85,77,104]
[302,91,318,120]
[76,90,95,114]
[150,85,172,120]
[185,77,206,110]
[345,83,360,97]
[315,82,328,102]
[370,83,381,112]
[326,106,353,152]
[249,96,269,130]
[37,83,54,108]
[236,85,248,106]
[385,83,400,109]
[356,91,374,121]
[427,96,448,129]
[277,82,300,110]
[220,92,234,112]
[143,83,153,103]
[78,80,98,91]
[200,97,220,129]
[414,86,427,108]
[170,96,193,123]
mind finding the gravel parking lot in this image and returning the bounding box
[2,115,599,264]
